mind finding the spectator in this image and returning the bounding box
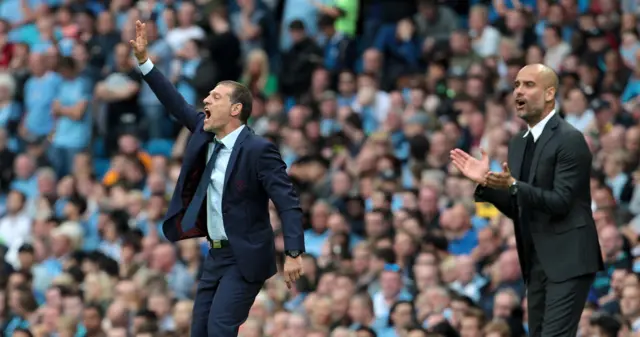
[279,19,322,99]
[50,57,92,178]
[164,2,204,52]
[94,42,141,155]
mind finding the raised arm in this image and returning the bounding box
[130,20,200,132]
[138,60,199,131]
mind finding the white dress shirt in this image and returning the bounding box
[137,59,243,240]
[523,109,557,142]
[139,59,155,75]
[207,125,245,240]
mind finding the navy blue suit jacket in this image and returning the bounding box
[142,66,305,282]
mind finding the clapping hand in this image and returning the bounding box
[449,148,490,184]
[484,162,516,190]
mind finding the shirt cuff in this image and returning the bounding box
[138,59,154,75]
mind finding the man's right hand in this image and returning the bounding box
[129,20,148,64]
[450,148,490,185]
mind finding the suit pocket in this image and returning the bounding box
[248,227,273,244]
[553,222,574,234]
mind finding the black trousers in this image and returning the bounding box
[527,248,594,337]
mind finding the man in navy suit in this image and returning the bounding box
[129,20,305,337]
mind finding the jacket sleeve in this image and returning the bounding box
[257,141,305,252]
[139,59,200,132]
[475,186,517,219]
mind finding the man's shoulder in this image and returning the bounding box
[555,118,588,144]
[244,131,275,150]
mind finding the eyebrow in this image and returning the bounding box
[514,80,536,85]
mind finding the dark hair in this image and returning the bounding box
[372,247,396,263]
[13,269,33,283]
[68,194,88,215]
[318,14,335,28]
[13,328,34,337]
[17,286,39,313]
[122,231,143,253]
[356,326,377,337]
[18,244,34,254]
[84,303,104,317]
[58,56,76,72]
[387,300,416,327]
[545,24,562,39]
[589,312,622,337]
[135,309,158,320]
[288,19,305,31]
[218,80,253,124]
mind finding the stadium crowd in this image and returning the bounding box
[2,0,640,336]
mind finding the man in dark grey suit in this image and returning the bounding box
[450,64,603,337]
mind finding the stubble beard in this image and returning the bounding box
[520,106,544,126]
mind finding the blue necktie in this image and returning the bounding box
[182,140,224,233]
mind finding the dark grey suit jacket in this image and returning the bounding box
[475,114,604,283]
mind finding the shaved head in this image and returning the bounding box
[522,63,559,93]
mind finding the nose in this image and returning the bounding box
[514,87,523,97]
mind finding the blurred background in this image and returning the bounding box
[1,0,640,336]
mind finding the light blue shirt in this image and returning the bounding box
[565,109,594,133]
[167,262,195,300]
[52,76,92,148]
[176,58,200,106]
[207,125,245,240]
[280,0,328,50]
[0,102,21,127]
[24,71,62,136]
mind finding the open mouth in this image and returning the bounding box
[515,98,526,109]
[204,106,211,119]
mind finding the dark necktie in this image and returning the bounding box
[520,132,536,266]
[520,132,536,182]
[182,140,224,232]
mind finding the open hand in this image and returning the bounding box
[485,162,516,189]
[283,255,304,289]
[129,20,148,64]
[450,148,489,184]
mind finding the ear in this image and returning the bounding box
[231,103,242,117]
[545,86,556,103]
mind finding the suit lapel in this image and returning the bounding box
[224,126,252,190]
[183,131,214,174]
[527,115,559,183]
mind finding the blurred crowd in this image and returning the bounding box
[2,0,640,336]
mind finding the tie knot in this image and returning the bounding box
[213,139,224,152]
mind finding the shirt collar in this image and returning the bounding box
[523,109,556,142]
[216,124,245,149]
